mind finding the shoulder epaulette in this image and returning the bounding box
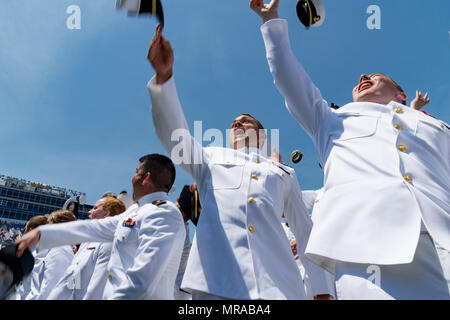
[273,162,293,175]
[152,200,167,206]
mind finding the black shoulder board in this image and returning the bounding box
[152,200,167,206]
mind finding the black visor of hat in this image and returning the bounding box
[0,245,34,297]
[178,185,202,226]
[296,0,324,28]
[116,0,164,27]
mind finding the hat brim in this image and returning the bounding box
[296,0,326,28]
[310,0,325,27]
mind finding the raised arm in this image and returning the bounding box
[147,25,207,182]
[16,215,121,257]
[251,0,331,139]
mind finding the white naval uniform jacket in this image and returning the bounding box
[26,246,73,300]
[47,242,112,300]
[148,77,330,300]
[261,19,450,273]
[38,192,185,300]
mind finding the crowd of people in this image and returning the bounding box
[0,221,25,248]
[1,0,448,300]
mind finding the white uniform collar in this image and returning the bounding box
[236,146,269,158]
[137,191,169,207]
[387,100,407,109]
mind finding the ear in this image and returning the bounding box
[396,92,407,104]
[142,172,152,186]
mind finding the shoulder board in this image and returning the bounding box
[272,162,294,175]
[152,200,167,206]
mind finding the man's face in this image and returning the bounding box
[131,163,147,201]
[352,74,406,105]
[88,198,108,220]
[229,115,266,149]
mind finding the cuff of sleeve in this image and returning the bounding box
[260,19,291,55]
[147,74,175,93]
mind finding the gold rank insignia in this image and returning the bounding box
[152,200,167,206]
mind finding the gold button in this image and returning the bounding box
[395,107,404,114]
[108,275,112,281]
[394,124,403,130]
[248,226,255,233]
[398,145,407,153]
[76,261,79,265]
[122,235,125,239]
[251,174,258,180]
[403,174,412,183]
[441,124,445,129]
[254,158,260,163]
[248,197,255,203]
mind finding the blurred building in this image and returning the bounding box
[0,174,92,224]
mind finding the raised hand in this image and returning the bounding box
[410,90,430,111]
[147,24,174,84]
[249,0,280,23]
[15,228,40,257]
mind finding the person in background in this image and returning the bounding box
[25,210,77,300]
[48,197,126,300]
[17,154,186,300]
[6,215,48,300]
[410,91,430,111]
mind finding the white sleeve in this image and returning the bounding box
[301,190,319,211]
[38,215,123,251]
[111,207,185,299]
[147,76,209,182]
[261,19,331,140]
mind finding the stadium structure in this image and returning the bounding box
[0,174,92,224]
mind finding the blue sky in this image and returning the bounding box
[1,0,449,218]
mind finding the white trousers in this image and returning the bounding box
[335,232,450,300]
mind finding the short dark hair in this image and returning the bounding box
[237,114,265,130]
[139,154,176,193]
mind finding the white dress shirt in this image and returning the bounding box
[261,19,450,273]
[148,76,329,299]
[47,242,112,300]
[38,192,185,300]
[26,246,73,300]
